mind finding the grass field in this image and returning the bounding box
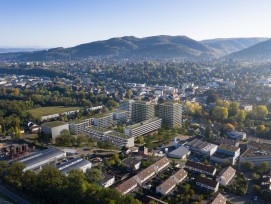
[28,106,82,118]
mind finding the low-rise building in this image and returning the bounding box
[93,112,114,127]
[187,138,218,157]
[115,177,138,195]
[196,176,219,192]
[41,121,69,139]
[173,135,190,148]
[227,131,246,140]
[167,146,191,159]
[57,158,92,175]
[83,126,134,148]
[18,148,66,172]
[101,174,115,188]
[156,169,188,196]
[138,146,148,156]
[124,117,162,137]
[211,144,240,165]
[121,157,141,172]
[210,193,227,204]
[239,148,271,166]
[216,166,236,186]
[185,160,216,176]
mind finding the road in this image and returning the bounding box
[0,184,30,204]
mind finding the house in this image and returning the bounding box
[138,146,148,156]
[134,165,156,185]
[156,169,188,196]
[115,177,138,195]
[153,157,170,173]
[216,166,236,186]
[196,176,219,192]
[101,174,115,188]
[185,160,217,176]
[210,193,227,204]
[167,146,191,159]
[121,157,141,172]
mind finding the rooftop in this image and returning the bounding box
[94,112,114,118]
[126,117,161,129]
[217,166,236,183]
[186,160,216,174]
[115,177,138,194]
[57,158,91,174]
[240,148,271,158]
[218,144,240,152]
[210,193,227,204]
[196,176,218,188]
[43,121,67,128]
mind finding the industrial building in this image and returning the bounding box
[158,102,182,129]
[187,138,218,157]
[211,144,240,165]
[167,146,191,159]
[57,158,92,175]
[124,117,162,137]
[131,101,155,123]
[93,112,114,127]
[41,121,69,138]
[18,148,66,172]
[83,126,134,148]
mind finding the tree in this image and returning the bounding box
[21,170,37,193]
[85,168,103,185]
[229,102,240,117]
[4,162,25,188]
[237,110,246,122]
[240,161,254,171]
[258,161,270,173]
[255,105,268,119]
[223,123,235,131]
[212,106,228,120]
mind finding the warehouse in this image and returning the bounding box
[18,148,66,172]
[57,158,92,175]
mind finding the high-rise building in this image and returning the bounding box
[158,102,182,129]
[131,101,155,123]
[119,100,135,118]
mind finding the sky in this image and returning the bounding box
[1,0,271,48]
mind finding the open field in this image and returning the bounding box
[28,106,82,118]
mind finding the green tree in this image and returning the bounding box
[255,105,268,119]
[85,168,103,185]
[212,106,228,120]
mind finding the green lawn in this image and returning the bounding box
[28,106,82,118]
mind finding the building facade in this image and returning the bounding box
[93,113,114,127]
[131,101,155,123]
[158,102,182,129]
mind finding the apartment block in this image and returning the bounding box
[120,100,135,118]
[124,117,162,137]
[69,118,91,134]
[93,112,114,127]
[131,101,155,123]
[158,102,182,128]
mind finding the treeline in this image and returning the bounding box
[0,161,141,204]
[0,67,74,80]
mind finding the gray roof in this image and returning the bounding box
[168,146,190,157]
[19,148,65,168]
[57,158,91,174]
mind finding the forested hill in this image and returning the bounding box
[0,35,220,61]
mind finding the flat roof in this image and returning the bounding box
[126,117,161,129]
[218,144,239,152]
[241,148,271,158]
[69,119,90,124]
[94,112,114,118]
[88,126,130,139]
[43,121,67,128]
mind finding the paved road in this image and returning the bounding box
[0,185,30,204]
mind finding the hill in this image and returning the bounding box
[0,47,45,54]
[201,38,268,55]
[227,39,271,61]
[0,35,220,61]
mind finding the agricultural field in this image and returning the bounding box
[28,106,82,118]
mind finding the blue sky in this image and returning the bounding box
[1,0,271,47]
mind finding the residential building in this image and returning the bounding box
[101,174,115,188]
[115,177,138,195]
[196,176,219,192]
[227,131,246,140]
[83,126,134,148]
[210,193,227,204]
[138,146,148,156]
[113,110,129,122]
[187,138,218,157]
[41,121,69,139]
[119,100,135,118]
[214,137,239,147]
[216,166,236,186]
[121,157,141,172]
[158,102,182,129]
[131,101,155,123]
[69,118,91,134]
[156,169,188,196]
[134,165,156,185]
[18,148,66,172]
[93,112,114,127]
[185,160,217,176]
[57,158,92,175]
[124,117,162,137]
[174,135,190,148]
[167,146,191,159]
[211,144,240,165]
[239,148,271,166]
